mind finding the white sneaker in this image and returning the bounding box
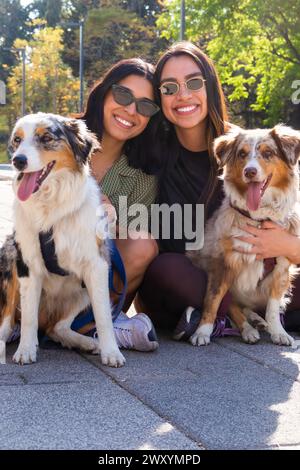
[83,312,159,352]
[113,312,159,352]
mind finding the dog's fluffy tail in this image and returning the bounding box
[0,234,20,333]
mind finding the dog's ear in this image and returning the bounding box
[213,128,241,167]
[271,124,300,167]
[62,119,100,165]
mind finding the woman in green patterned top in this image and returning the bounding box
[76,58,161,351]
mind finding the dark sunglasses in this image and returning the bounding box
[111,84,160,117]
[159,76,206,96]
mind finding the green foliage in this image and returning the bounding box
[62,1,168,88]
[7,24,80,121]
[0,145,8,164]
[1,1,168,123]
[157,0,300,126]
[0,0,32,82]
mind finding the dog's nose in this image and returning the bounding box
[12,155,28,171]
[244,167,257,179]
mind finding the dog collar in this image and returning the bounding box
[229,202,266,223]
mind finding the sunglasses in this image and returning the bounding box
[111,84,160,118]
[159,76,206,96]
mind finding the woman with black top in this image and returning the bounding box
[138,41,300,337]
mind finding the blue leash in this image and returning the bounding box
[108,238,128,321]
[70,238,127,331]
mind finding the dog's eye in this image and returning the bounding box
[263,150,273,159]
[41,134,53,144]
[13,136,21,144]
[238,150,247,159]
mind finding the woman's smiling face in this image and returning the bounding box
[160,55,208,132]
[103,74,154,143]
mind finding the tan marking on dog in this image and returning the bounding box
[264,157,291,191]
[2,264,20,328]
[13,128,25,140]
[40,144,78,172]
[222,237,245,273]
[34,126,49,137]
[258,143,275,155]
[201,278,231,325]
[225,162,248,196]
[228,302,247,331]
[270,268,290,299]
[238,143,251,155]
[199,256,233,326]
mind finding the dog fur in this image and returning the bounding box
[187,125,300,346]
[0,112,125,367]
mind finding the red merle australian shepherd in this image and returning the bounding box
[187,125,300,347]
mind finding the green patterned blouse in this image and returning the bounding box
[100,154,157,228]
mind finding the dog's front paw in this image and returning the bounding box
[241,323,260,344]
[13,341,38,365]
[270,330,294,346]
[101,347,126,368]
[189,324,213,346]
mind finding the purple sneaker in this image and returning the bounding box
[173,306,239,341]
[173,307,201,341]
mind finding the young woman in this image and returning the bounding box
[138,42,300,337]
[75,58,162,351]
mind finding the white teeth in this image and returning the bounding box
[176,105,197,113]
[115,115,133,127]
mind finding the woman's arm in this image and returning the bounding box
[234,220,300,264]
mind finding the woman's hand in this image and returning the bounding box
[234,220,300,263]
[101,194,112,206]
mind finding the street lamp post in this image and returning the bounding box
[180,0,186,41]
[20,48,26,116]
[79,19,84,113]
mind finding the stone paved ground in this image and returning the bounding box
[0,165,300,450]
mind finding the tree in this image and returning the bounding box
[62,1,168,88]
[157,0,300,127]
[0,0,31,82]
[7,22,80,122]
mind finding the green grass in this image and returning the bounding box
[0,114,9,134]
[0,112,9,163]
[0,144,8,163]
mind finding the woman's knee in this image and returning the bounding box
[142,253,208,302]
[117,236,158,273]
[134,237,159,270]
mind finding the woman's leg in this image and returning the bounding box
[137,253,208,330]
[114,231,159,311]
[285,274,300,331]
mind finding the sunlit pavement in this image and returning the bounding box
[0,166,300,450]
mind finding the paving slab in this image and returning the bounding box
[1,345,200,450]
[85,335,300,450]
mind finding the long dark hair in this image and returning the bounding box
[154,42,229,213]
[78,58,162,174]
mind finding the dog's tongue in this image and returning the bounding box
[17,170,42,202]
[246,182,264,211]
